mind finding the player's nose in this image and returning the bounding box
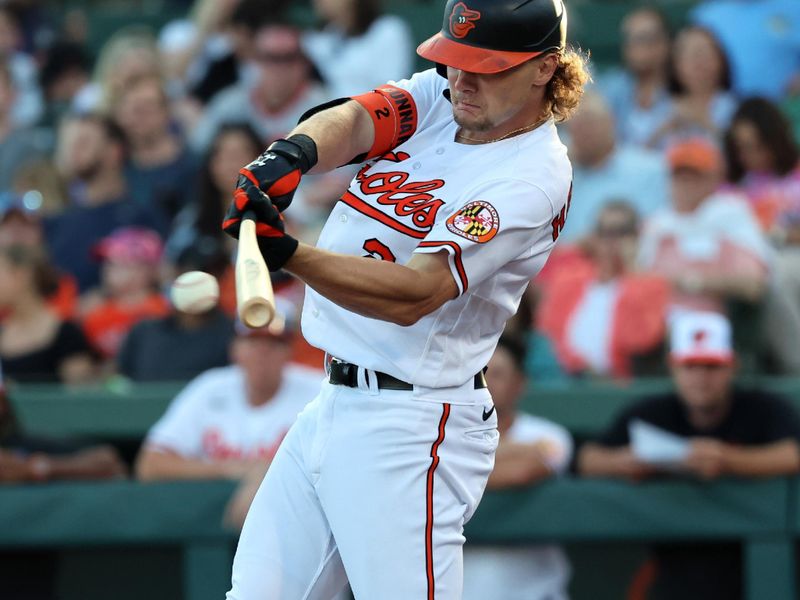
[451,68,479,93]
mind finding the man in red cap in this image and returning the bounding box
[578,311,800,600]
[221,0,590,598]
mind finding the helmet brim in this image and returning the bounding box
[417,32,543,75]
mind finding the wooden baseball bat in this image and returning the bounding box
[235,210,276,328]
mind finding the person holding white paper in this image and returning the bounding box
[577,311,800,600]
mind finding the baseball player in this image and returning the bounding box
[222,0,589,598]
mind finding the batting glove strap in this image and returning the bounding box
[237,135,317,213]
[273,134,318,174]
[256,233,299,272]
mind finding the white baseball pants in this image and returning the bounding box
[226,376,498,600]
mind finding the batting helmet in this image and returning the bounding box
[417,0,567,74]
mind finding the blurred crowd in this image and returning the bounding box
[0,0,417,385]
[0,0,799,599]
[0,0,794,387]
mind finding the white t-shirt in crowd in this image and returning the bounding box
[145,364,322,461]
[566,281,620,375]
[638,191,772,314]
[463,413,573,600]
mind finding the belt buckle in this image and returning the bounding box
[328,356,358,388]
[341,362,357,387]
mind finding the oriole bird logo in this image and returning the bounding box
[449,2,481,39]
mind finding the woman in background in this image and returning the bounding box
[649,26,737,148]
[0,245,96,384]
[724,98,800,374]
[724,98,800,239]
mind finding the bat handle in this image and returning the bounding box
[236,207,275,329]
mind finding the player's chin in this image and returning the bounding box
[453,110,491,132]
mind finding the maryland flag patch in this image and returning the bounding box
[446,201,499,243]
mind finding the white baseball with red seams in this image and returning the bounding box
[170,270,219,314]
[227,68,573,600]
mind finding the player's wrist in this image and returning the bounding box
[257,232,299,272]
[268,135,318,174]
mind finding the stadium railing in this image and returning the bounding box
[0,478,795,600]
[10,376,800,440]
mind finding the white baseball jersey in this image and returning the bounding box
[302,68,573,391]
[463,413,573,600]
[145,364,322,461]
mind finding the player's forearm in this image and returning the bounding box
[135,449,239,481]
[285,244,456,326]
[723,440,800,477]
[290,101,374,174]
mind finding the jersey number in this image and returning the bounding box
[362,238,396,262]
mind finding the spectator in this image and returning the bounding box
[577,311,800,600]
[168,122,263,259]
[538,203,669,379]
[0,245,95,384]
[692,0,800,101]
[649,26,737,148]
[0,60,48,194]
[0,5,42,128]
[462,335,572,600]
[81,228,170,362]
[112,74,198,219]
[0,361,125,600]
[0,364,125,482]
[45,113,167,291]
[168,123,266,319]
[190,20,329,153]
[724,98,800,236]
[638,137,771,316]
[561,92,669,242]
[304,0,413,98]
[71,27,161,115]
[724,98,800,372]
[2,0,55,55]
[38,40,90,136]
[10,159,69,217]
[159,0,289,105]
[116,241,234,382]
[598,6,673,147]
[135,319,319,526]
[0,203,77,319]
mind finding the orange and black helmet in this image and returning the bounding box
[417,0,568,75]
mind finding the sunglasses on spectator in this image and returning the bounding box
[596,224,637,238]
[256,51,305,64]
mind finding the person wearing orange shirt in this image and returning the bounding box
[81,227,169,361]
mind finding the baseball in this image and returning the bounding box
[170,271,219,314]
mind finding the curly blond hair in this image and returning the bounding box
[546,47,591,123]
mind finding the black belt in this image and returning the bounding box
[328,359,487,391]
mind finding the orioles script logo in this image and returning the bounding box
[450,2,481,39]
[341,152,445,239]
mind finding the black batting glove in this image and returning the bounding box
[222,180,299,272]
[237,134,318,212]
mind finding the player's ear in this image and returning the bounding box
[530,53,559,87]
